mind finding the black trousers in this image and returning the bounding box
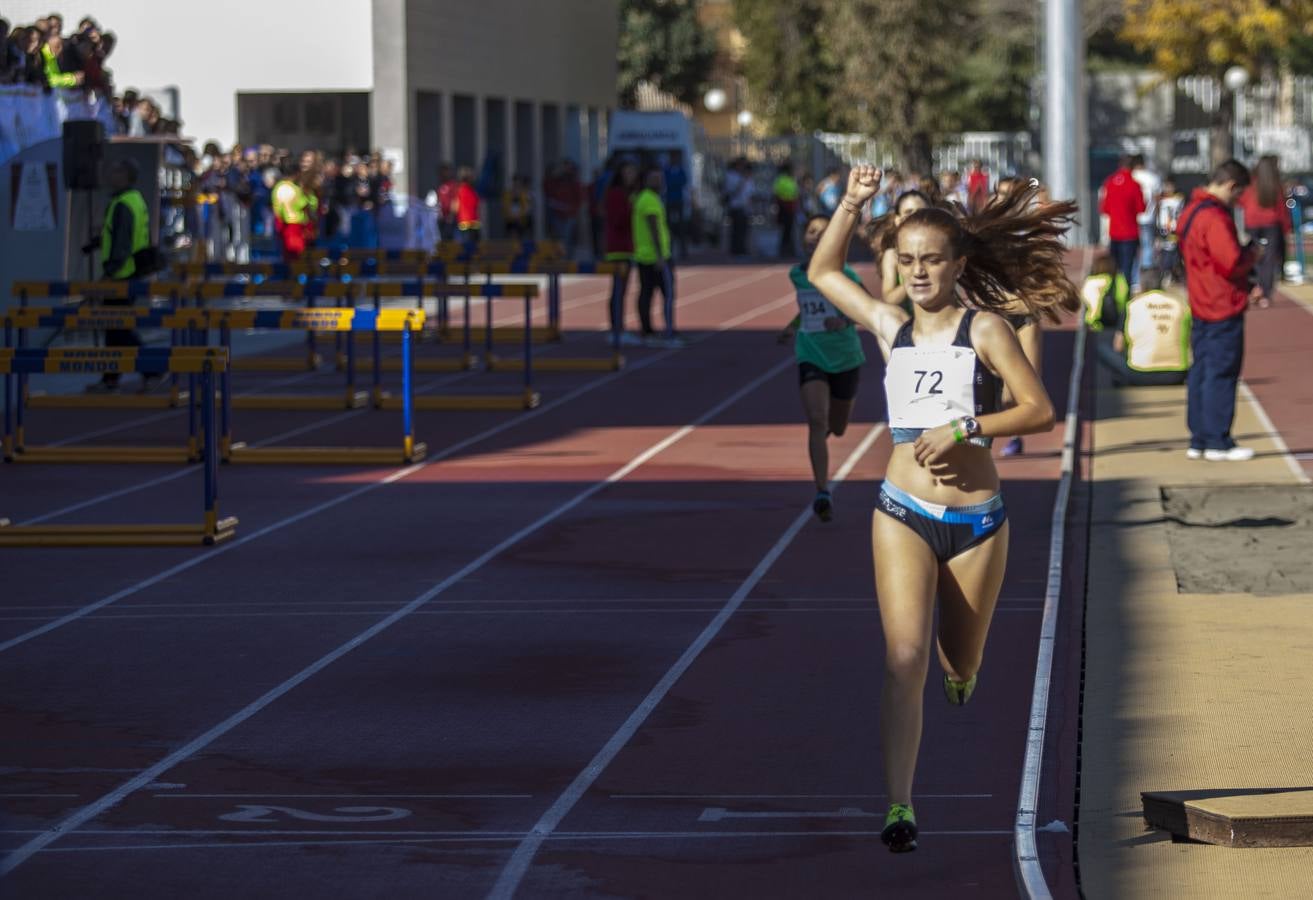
[636,261,673,335]
[1251,224,1284,298]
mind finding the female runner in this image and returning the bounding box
[807,166,1077,853]
[778,215,868,521]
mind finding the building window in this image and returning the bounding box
[305,98,338,135]
[273,99,300,133]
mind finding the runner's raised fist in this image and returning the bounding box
[845,165,883,204]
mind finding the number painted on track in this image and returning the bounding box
[218,804,412,823]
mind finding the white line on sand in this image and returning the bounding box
[486,422,887,900]
[1238,380,1311,484]
[0,353,797,876]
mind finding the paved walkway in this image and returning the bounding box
[1078,285,1313,898]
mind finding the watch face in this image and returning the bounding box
[963,416,980,436]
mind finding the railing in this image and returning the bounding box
[0,86,118,165]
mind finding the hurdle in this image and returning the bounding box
[10,280,193,410]
[220,306,427,465]
[0,346,237,547]
[182,279,356,375]
[371,281,540,411]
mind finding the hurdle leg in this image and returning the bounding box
[611,268,624,361]
[345,318,358,407]
[483,271,496,368]
[549,273,560,336]
[306,294,318,369]
[372,286,383,405]
[463,281,474,368]
[3,319,12,459]
[219,324,232,459]
[662,262,676,340]
[202,364,219,542]
[402,322,415,460]
[523,293,534,408]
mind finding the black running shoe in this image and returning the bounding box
[812,490,833,522]
[881,803,918,853]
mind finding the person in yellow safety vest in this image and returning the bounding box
[272,162,318,261]
[87,159,152,393]
[1080,253,1131,333]
[1095,267,1190,387]
[773,161,800,259]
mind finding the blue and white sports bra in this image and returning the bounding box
[885,309,1003,447]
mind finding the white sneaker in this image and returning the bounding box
[618,332,645,347]
[1186,448,1203,460]
[1204,446,1255,462]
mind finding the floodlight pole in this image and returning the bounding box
[1043,0,1088,242]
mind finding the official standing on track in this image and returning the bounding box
[87,159,151,394]
[778,214,867,522]
[1177,159,1259,462]
[808,165,1075,853]
[632,168,678,345]
[272,159,318,262]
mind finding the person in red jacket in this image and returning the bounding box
[454,166,481,244]
[1100,156,1146,286]
[603,160,639,342]
[1177,159,1259,462]
[1237,155,1291,309]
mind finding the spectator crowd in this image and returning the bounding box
[2,11,181,137]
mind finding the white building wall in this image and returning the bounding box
[4,0,374,147]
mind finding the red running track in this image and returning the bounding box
[1,263,1086,898]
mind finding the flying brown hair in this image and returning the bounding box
[895,181,1080,323]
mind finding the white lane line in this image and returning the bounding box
[486,422,887,900]
[488,268,765,327]
[0,606,1043,622]
[15,367,474,526]
[1014,248,1092,900]
[9,274,784,528]
[1239,380,1311,484]
[0,356,796,876]
[3,288,797,627]
[27,828,1015,854]
[152,794,531,800]
[611,793,992,800]
[42,369,329,449]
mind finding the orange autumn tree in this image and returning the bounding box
[1122,0,1313,163]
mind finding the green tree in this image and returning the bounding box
[822,0,974,173]
[733,0,842,134]
[1122,0,1313,161]
[617,0,718,108]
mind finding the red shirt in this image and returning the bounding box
[603,186,632,256]
[966,171,989,211]
[456,183,480,227]
[1099,168,1146,241]
[1177,188,1255,322]
[437,180,459,221]
[1237,185,1292,234]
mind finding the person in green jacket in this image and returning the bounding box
[41,34,83,89]
[778,214,868,521]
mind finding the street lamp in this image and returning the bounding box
[703,88,727,114]
[736,110,754,128]
[1224,65,1249,160]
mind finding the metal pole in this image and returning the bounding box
[1043,0,1087,241]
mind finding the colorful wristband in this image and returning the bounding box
[952,420,966,444]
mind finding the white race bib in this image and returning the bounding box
[797,289,841,333]
[884,345,978,429]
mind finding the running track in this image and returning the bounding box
[0,261,1142,898]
